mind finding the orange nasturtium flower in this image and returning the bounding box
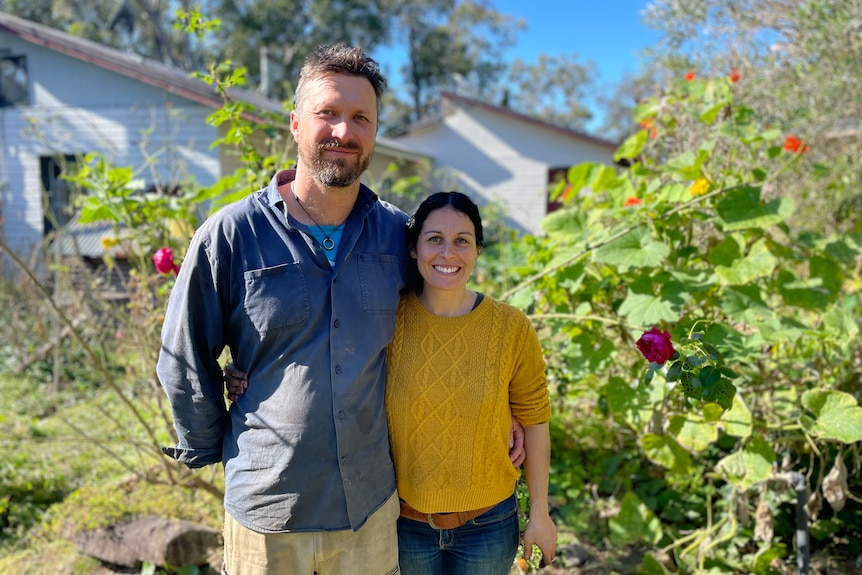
[783,135,809,154]
[624,197,642,207]
[728,68,741,83]
[640,117,658,139]
[690,178,710,197]
[685,71,696,81]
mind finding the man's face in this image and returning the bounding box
[291,73,378,188]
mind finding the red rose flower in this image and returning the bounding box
[783,135,809,154]
[624,197,642,207]
[153,247,179,275]
[728,68,741,83]
[685,71,695,81]
[636,327,675,364]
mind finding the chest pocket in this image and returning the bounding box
[244,263,310,335]
[357,254,401,314]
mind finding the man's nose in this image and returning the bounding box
[330,117,350,140]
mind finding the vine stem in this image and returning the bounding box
[0,235,176,484]
[500,148,803,303]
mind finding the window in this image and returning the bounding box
[0,54,29,107]
[41,155,78,236]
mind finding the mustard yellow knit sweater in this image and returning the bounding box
[385,292,550,514]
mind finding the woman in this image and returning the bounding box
[388,191,555,574]
[226,192,556,573]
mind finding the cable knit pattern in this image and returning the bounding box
[386,292,550,514]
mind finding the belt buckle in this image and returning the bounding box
[427,514,441,530]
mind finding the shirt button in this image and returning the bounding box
[341,456,347,464]
[335,365,342,375]
[333,319,341,328]
[338,411,345,420]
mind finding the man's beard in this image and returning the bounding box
[300,138,372,188]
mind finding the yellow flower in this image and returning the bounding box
[690,178,710,197]
[100,236,117,249]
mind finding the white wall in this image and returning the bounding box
[0,33,221,254]
[395,103,614,234]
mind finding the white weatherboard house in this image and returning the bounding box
[0,11,425,260]
[390,91,619,235]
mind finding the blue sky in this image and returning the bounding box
[490,0,661,85]
[373,1,662,130]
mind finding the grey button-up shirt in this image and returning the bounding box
[157,170,408,532]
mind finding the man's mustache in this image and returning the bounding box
[319,138,359,151]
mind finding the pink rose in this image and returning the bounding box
[636,327,675,364]
[153,247,179,275]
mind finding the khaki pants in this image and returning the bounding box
[223,493,400,575]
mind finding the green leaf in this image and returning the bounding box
[777,269,831,311]
[641,433,693,474]
[707,236,742,266]
[614,130,647,163]
[752,543,789,574]
[541,207,587,240]
[823,304,860,350]
[699,101,727,124]
[722,396,752,438]
[608,491,663,546]
[801,390,862,444]
[618,291,679,326]
[715,186,795,230]
[604,377,663,431]
[702,379,736,410]
[508,287,534,311]
[593,227,670,272]
[716,434,775,490]
[668,413,719,452]
[715,239,776,285]
[666,150,707,179]
[637,553,671,575]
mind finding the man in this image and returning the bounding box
[157,43,407,575]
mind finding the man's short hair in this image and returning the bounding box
[294,43,387,114]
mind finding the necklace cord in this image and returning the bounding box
[293,194,348,251]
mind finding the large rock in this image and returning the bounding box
[73,516,222,569]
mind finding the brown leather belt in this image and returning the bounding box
[399,499,496,530]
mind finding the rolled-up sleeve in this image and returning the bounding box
[156,229,229,468]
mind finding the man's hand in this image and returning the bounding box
[509,417,526,467]
[224,363,248,401]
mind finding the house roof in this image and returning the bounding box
[403,91,619,151]
[0,11,430,160]
[0,11,287,119]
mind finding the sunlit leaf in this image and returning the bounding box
[593,227,670,272]
[614,130,647,163]
[668,413,719,452]
[608,491,663,546]
[715,186,795,230]
[716,434,774,490]
[802,390,862,444]
[641,433,693,474]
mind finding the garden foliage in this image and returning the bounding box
[487,71,862,572]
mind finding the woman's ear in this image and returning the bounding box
[409,245,417,258]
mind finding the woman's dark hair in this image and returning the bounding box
[403,191,484,293]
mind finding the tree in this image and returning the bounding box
[212,0,394,100]
[501,53,597,132]
[390,0,520,125]
[640,0,862,233]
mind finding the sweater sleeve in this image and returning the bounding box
[508,310,551,426]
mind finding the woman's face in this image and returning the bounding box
[410,207,480,294]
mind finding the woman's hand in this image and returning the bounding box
[224,363,249,401]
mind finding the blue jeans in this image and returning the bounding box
[397,494,519,575]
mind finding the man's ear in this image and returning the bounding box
[289,110,300,139]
